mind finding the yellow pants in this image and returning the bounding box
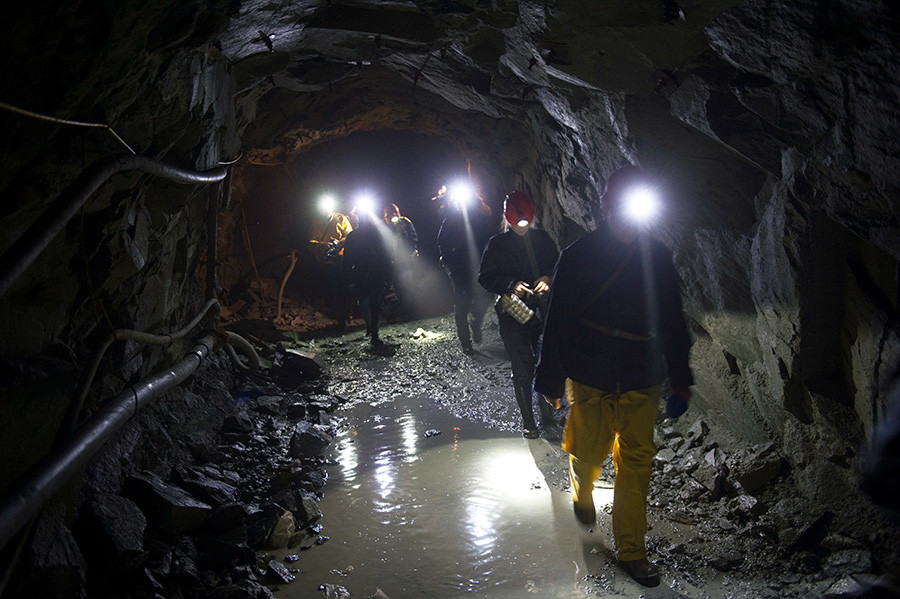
[563,380,659,561]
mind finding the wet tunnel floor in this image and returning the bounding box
[265,397,747,598]
[261,316,801,598]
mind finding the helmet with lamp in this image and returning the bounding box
[504,190,534,227]
[384,203,401,223]
[354,192,377,221]
[448,181,474,208]
[602,165,662,229]
[318,194,336,216]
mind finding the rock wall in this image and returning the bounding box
[0,0,898,509]
[0,2,242,489]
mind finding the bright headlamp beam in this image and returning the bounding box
[318,195,335,214]
[355,193,376,215]
[517,218,529,227]
[449,181,473,206]
[621,186,661,225]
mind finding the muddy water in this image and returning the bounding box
[270,395,729,598]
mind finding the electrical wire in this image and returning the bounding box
[0,101,136,154]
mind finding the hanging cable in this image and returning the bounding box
[0,101,136,154]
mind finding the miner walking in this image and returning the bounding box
[534,165,693,587]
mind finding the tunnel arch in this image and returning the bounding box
[0,4,898,568]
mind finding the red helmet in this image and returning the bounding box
[384,203,400,221]
[504,191,534,226]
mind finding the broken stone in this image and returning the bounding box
[296,490,323,525]
[247,503,293,549]
[290,421,334,457]
[680,478,706,502]
[659,426,681,441]
[254,395,283,416]
[692,452,727,498]
[728,494,765,519]
[308,397,337,413]
[274,347,326,388]
[267,559,296,584]
[708,548,743,571]
[824,549,873,577]
[287,403,307,419]
[168,536,203,591]
[173,465,238,507]
[82,493,148,574]
[653,447,677,468]
[679,446,705,474]
[223,411,255,434]
[368,589,390,599]
[730,442,783,492]
[319,583,351,598]
[268,510,297,549]
[125,471,212,534]
[716,517,735,531]
[685,419,709,447]
[823,575,869,598]
[821,534,866,552]
[424,429,441,437]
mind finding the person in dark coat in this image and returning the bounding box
[437,195,494,354]
[479,190,559,438]
[343,209,394,349]
[534,165,693,588]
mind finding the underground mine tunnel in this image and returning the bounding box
[1,0,899,597]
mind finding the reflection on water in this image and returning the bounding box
[269,396,665,599]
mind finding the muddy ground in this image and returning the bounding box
[251,301,900,598]
[12,299,898,599]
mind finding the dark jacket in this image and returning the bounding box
[478,228,559,311]
[343,223,392,291]
[534,226,693,398]
[389,216,418,253]
[437,211,493,279]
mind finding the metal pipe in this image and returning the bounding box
[0,154,227,300]
[64,298,221,435]
[224,331,261,372]
[0,334,218,553]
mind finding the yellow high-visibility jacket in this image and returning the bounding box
[308,213,352,263]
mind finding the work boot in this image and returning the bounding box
[470,317,483,345]
[538,395,562,440]
[573,502,596,526]
[618,558,660,587]
[513,384,538,433]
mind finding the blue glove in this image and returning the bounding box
[666,394,688,419]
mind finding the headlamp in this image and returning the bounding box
[621,185,661,225]
[517,218,529,227]
[391,216,399,223]
[449,181,473,206]
[318,194,335,214]
[355,192,375,215]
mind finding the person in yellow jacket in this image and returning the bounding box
[307,196,353,325]
[308,198,353,264]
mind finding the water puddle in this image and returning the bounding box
[268,395,736,598]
